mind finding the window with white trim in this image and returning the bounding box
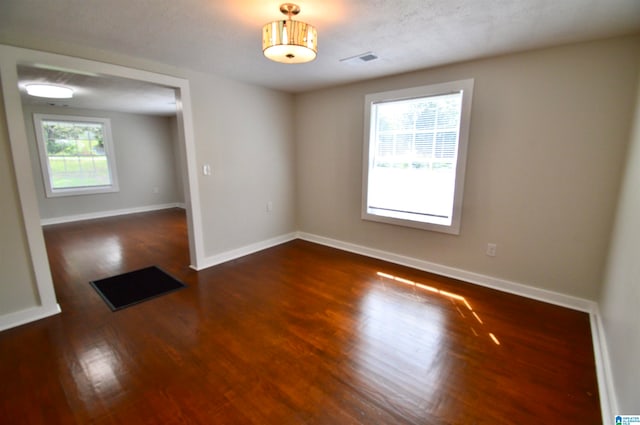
[33,114,119,198]
[362,79,474,234]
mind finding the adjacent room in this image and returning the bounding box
[1,1,639,423]
[17,65,186,226]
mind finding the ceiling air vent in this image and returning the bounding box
[358,53,378,62]
[339,52,379,64]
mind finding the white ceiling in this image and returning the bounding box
[3,0,640,115]
[17,66,178,116]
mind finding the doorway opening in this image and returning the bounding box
[0,45,205,326]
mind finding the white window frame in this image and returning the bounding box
[33,113,119,198]
[362,79,474,234]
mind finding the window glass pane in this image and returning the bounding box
[42,120,112,190]
[416,106,436,130]
[34,114,119,198]
[399,112,414,130]
[415,132,434,158]
[377,134,394,158]
[395,133,413,156]
[363,79,473,233]
[369,92,462,221]
[435,132,458,160]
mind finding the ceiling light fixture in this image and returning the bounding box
[262,3,317,64]
[25,84,74,99]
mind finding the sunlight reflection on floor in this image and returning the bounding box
[375,271,500,346]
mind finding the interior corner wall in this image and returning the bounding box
[0,84,40,315]
[599,64,640,412]
[294,35,640,300]
[186,70,297,256]
[22,105,182,220]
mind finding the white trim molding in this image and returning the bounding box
[590,309,618,425]
[297,232,596,313]
[191,233,298,271]
[40,203,185,226]
[0,45,59,319]
[0,304,61,332]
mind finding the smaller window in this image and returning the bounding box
[362,79,474,234]
[33,114,119,198]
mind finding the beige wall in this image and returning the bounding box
[295,36,640,300]
[23,105,183,220]
[187,71,296,254]
[600,65,640,412]
[0,84,40,314]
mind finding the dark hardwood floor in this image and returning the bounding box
[0,208,601,424]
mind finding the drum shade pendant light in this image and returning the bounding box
[263,3,317,64]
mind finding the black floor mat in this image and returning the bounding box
[90,266,186,311]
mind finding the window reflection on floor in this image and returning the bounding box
[350,271,503,420]
[375,271,500,346]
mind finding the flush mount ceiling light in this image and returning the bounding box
[262,3,317,64]
[25,84,74,99]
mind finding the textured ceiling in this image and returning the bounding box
[17,66,178,116]
[2,0,640,114]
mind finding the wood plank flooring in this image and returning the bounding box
[0,208,601,424]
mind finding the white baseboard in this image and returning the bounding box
[40,203,184,226]
[188,229,597,313]
[297,232,597,313]
[590,309,618,424]
[0,303,61,332]
[190,232,298,271]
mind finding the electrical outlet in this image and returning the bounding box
[266,201,273,212]
[152,187,159,194]
[486,243,497,257]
